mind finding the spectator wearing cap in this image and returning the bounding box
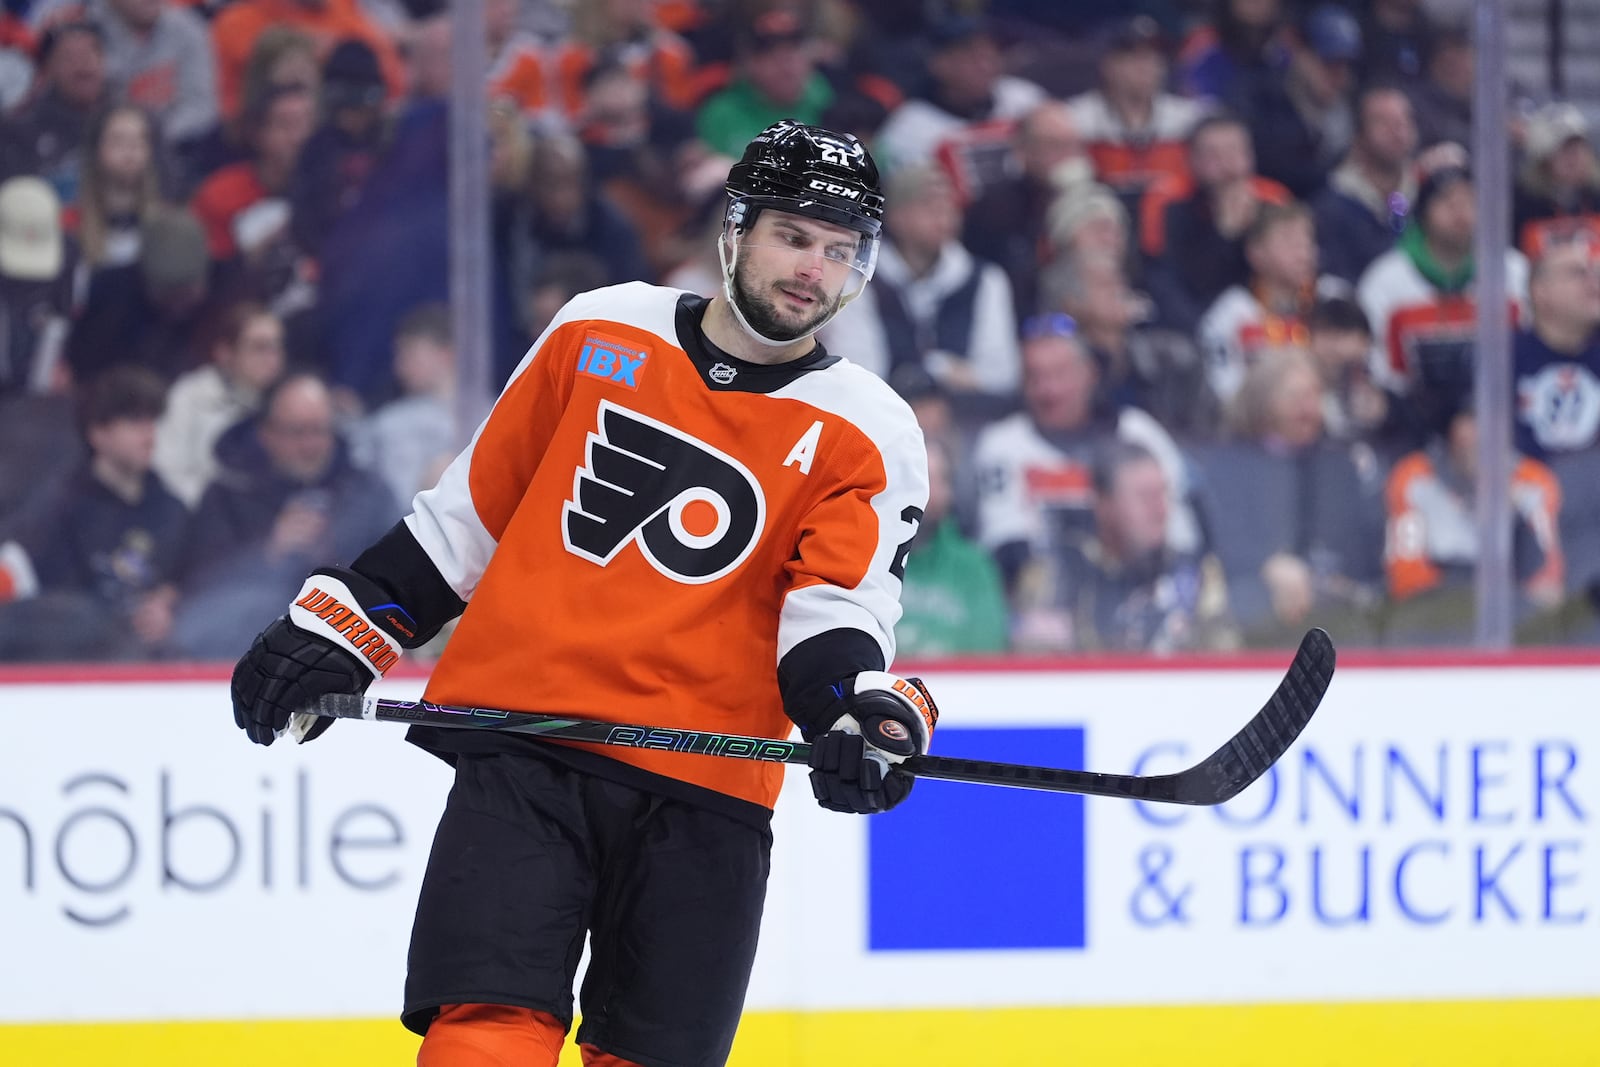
[1513,103,1600,259]
[875,14,1046,173]
[66,204,213,382]
[1139,113,1292,331]
[211,0,403,121]
[1177,0,1287,103]
[1227,3,1361,200]
[1357,154,1530,446]
[0,363,189,661]
[1046,176,1131,269]
[1310,85,1419,284]
[1199,201,1351,404]
[1513,240,1600,461]
[696,9,832,159]
[1067,16,1205,209]
[80,0,219,150]
[963,101,1090,320]
[0,176,72,395]
[1408,24,1472,151]
[289,38,390,262]
[189,84,315,268]
[1358,0,1435,90]
[820,162,1020,396]
[0,20,109,203]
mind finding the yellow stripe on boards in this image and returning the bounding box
[5,999,1598,1066]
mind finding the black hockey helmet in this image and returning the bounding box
[724,120,885,237]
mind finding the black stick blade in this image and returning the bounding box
[1171,627,1337,804]
[902,628,1336,804]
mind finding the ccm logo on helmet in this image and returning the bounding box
[807,178,862,200]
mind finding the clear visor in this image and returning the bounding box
[722,216,878,306]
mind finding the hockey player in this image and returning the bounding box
[228,120,936,1067]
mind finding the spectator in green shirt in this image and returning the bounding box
[695,9,833,159]
[896,436,1011,657]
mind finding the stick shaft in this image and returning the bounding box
[309,627,1334,806]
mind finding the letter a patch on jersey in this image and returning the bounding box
[563,400,767,584]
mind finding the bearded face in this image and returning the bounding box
[730,251,843,342]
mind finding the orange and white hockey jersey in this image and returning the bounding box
[402,283,928,812]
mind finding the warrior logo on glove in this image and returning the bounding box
[891,676,938,735]
[292,582,402,675]
[563,400,766,584]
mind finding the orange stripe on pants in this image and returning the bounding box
[581,1045,647,1066]
[417,1004,567,1066]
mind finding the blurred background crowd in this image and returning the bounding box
[2,0,1599,663]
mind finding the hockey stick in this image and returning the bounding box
[301,628,1335,805]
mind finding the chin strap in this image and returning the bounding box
[719,233,800,348]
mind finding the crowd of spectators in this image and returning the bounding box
[2,0,1599,663]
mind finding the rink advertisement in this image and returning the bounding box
[2,659,1598,1062]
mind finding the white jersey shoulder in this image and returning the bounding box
[501,282,689,390]
[770,355,925,463]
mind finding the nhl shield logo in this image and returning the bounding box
[709,362,738,385]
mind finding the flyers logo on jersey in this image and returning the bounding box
[577,333,649,389]
[563,400,767,584]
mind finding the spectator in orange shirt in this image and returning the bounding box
[1384,407,1564,639]
[1067,16,1204,209]
[485,0,549,118]
[1513,102,1600,259]
[551,0,698,120]
[190,85,315,263]
[211,0,403,121]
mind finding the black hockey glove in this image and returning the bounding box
[231,567,419,746]
[808,673,938,815]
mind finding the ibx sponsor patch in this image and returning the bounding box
[577,332,650,389]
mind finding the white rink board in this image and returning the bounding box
[1,664,1597,1023]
